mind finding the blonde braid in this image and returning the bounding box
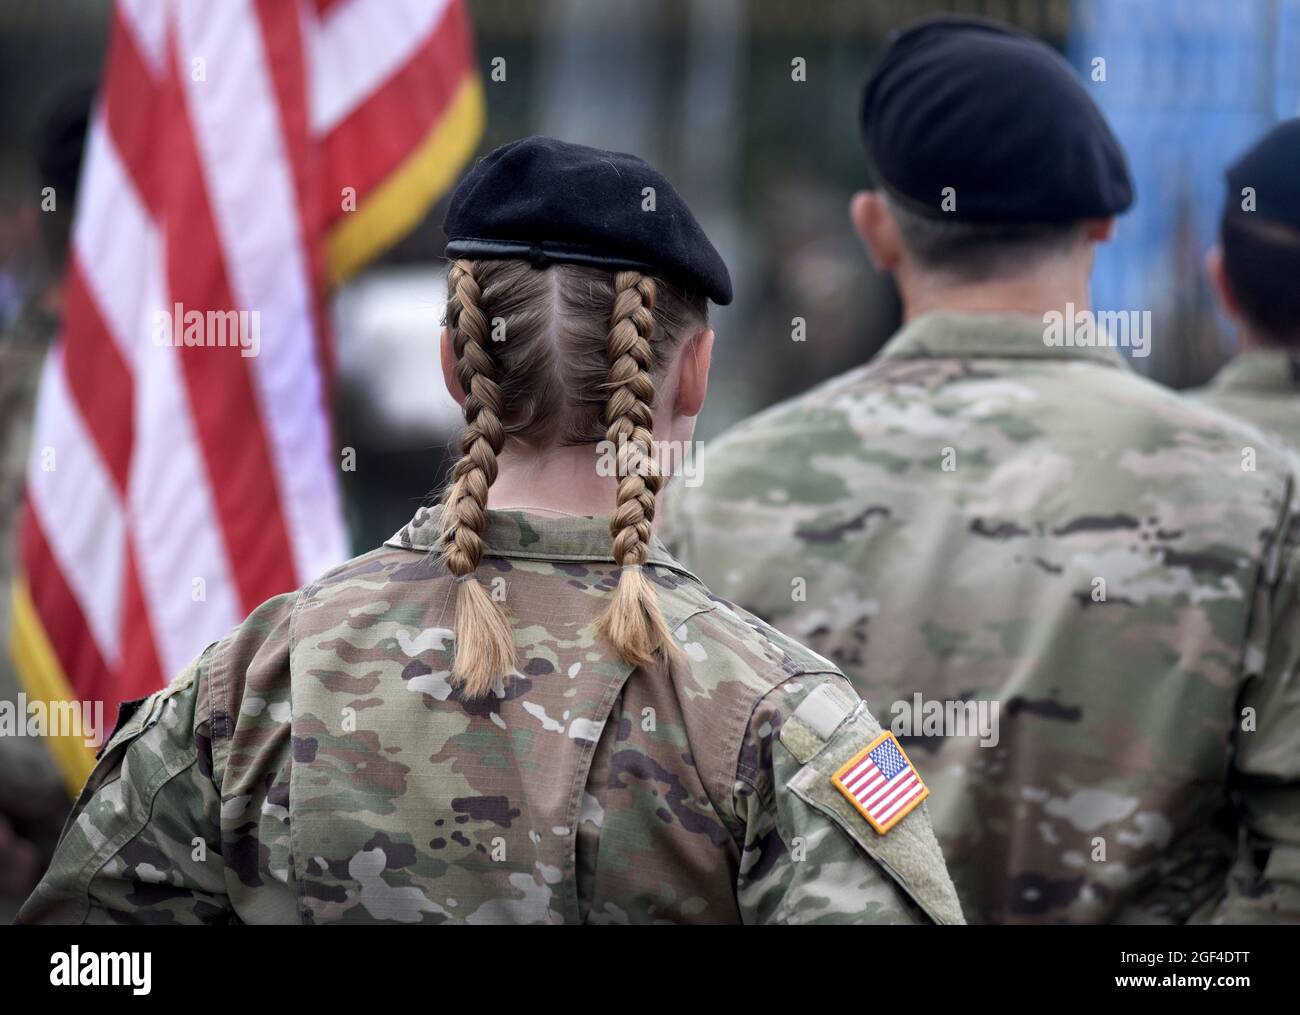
[442,259,516,696]
[595,271,676,667]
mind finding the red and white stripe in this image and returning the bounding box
[18,0,479,722]
[840,752,926,826]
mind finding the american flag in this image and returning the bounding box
[832,732,929,834]
[9,0,482,791]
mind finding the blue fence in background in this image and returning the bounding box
[1069,0,1299,371]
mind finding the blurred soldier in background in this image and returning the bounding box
[0,81,92,917]
[1195,119,1300,447]
[670,18,1300,923]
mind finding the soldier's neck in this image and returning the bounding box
[1235,326,1300,352]
[487,442,651,521]
[900,268,1093,324]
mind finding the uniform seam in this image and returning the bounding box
[1240,473,1297,680]
[730,762,780,889]
[727,674,804,836]
[661,600,741,842]
[196,646,226,794]
[707,616,848,829]
[287,581,318,925]
[718,690,757,848]
[732,764,776,817]
[207,638,231,786]
[733,669,846,789]
[562,662,633,925]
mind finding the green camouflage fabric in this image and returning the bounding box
[1191,348,1300,450]
[667,311,1300,925]
[18,507,962,925]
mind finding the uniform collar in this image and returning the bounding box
[386,504,698,579]
[875,310,1131,368]
[1207,347,1300,395]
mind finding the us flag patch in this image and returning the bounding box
[831,731,929,834]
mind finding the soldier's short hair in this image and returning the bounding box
[887,196,1088,283]
[1220,212,1300,347]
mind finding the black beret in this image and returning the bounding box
[444,136,732,305]
[860,17,1133,223]
[1225,118,1300,231]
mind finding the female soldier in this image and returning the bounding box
[21,138,961,925]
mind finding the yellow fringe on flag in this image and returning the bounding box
[8,575,96,796]
[327,73,486,287]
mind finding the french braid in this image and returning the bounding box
[441,258,516,696]
[595,271,676,667]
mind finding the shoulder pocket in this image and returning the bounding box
[97,695,153,760]
[98,662,199,757]
[84,663,201,801]
[780,697,965,926]
[42,666,204,924]
[56,689,168,850]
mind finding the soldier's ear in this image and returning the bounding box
[440,326,467,406]
[850,191,902,272]
[1205,246,1242,322]
[673,327,713,418]
[1084,216,1117,243]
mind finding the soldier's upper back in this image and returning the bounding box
[187,506,948,924]
[674,311,1300,922]
[1191,347,1300,451]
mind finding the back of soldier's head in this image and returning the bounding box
[1219,119,1300,346]
[438,136,728,698]
[859,17,1132,283]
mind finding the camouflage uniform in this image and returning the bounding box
[668,311,1300,924]
[19,507,962,925]
[1191,348,1300,450]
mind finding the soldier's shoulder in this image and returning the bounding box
[684,370,879,513]
[1131,372,1300,473]
[198,543,414,726]
[663,579,843,692]
[306,541,432,596]
[1183,385,1300,457]
[707,366,875,453]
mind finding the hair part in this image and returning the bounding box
[440,259,706,697]
[1220,213,1300,347]
[886,195,1088,283]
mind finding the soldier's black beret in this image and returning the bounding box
[860,17,1134,223]
[444,136,732,305]
[1225,118,1300,231]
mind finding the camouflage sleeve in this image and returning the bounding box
[734,674,965,925]
[17,658,231,925]
[1210,510,1300,923]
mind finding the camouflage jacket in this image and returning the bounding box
[668,311,1300,924]
[1191,348,1300,450]
[19,507,962,925]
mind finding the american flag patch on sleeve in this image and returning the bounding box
[831,731,929,834]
